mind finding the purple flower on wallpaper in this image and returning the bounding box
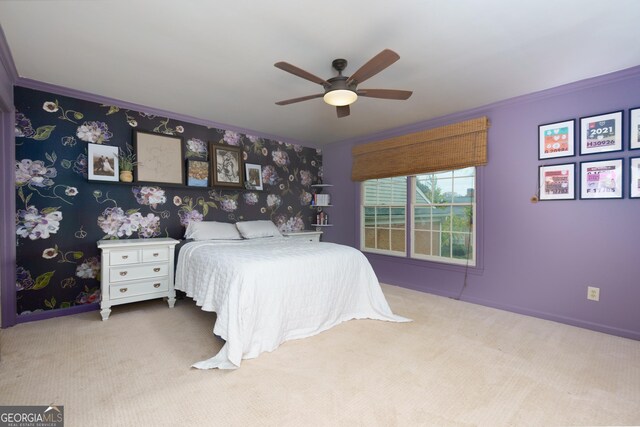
[223,130,241,146]
[262,165,279,185]
[15,159,58,187]
[138,213,161,238]
[16,266,35,291]
[178,209,204,227]
[299,170,313,186]
[132,186,166,208]
[299,190,312,206]
[186,138,207,158]
[316,148,322,155]
[246,135,261,143]
[267,194,281,209]
[16,206,63,240]
[272,150,290,167]
[65,186,78,196]
[76,257,100,279]
[75,288,100,305]
[273,214,304,232]
[76,121,113,144]
[293,144,303,153]
[243,192,259,205]
[73,153,88,178]
[15,111,35,138]
[173,196,182,206]
[219,198,238,212]
[97,207,161,238]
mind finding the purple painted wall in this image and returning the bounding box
[323,66,640,340]
[0,25,18,328]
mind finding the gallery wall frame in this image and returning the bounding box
[88,143,119,182]
[579,110,623,155]
[580,158,624,199]
[133,130,185,184]
[244,163,263,190]
[210,142,244,188]
[538,119,575,160]
[630,156,640,198]
[629,107,640,150]
[538,163,576,201]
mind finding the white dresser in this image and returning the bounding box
[97,238,179,320]
[282,230,323,242]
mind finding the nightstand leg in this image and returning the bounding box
[100,306,111,321]
[167,291,176,308]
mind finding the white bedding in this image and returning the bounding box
[175,237,409,369]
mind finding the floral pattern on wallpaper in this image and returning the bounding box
[14,86,322,315]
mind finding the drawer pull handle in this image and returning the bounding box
[153,283,161,288]
[153,267,161,272]
[122,255,128,259]
[120,271,128,276]
[120,288,128,293]
[153,253,159,257]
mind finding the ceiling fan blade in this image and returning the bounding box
[357,89,413,100]
[336,105,350,118]
[346,49,400,86]
[274,61,328,86]
[275,93,324,106]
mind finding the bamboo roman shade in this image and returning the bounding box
[351,116,489,181]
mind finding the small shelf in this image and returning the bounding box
[88,179,265,191]
[311,184,333,188]
[311,224,333,227]
[309,204,333,208]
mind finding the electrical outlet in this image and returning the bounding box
[587,286,600,301]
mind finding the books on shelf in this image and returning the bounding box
[312,193,330,206]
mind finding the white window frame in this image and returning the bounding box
[409,171,476,266]
[360,178,407,257]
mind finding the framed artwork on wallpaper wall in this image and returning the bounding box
[538,163,575,200]
[630,157,640,198]
[538,119,575,159]
[134,130,184,184]
[210,143,243,188]
[186,160,209,187]
[579,110,623,155]
[88,143,119,182]
[244,163,263,190]
[629,107,640,150]
[580,158,623,199]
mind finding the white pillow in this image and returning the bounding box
[184,221,243,240]
[235,220,281,239]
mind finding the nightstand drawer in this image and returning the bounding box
[109,263,168,283]
[110,278,168,300]
[142,247,169,262]
[110,249,140,265]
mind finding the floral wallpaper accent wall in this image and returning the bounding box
[14,86,322,315]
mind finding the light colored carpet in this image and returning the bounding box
[1,284,638,426]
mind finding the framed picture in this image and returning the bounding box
[629,107,640,150]
[210,142,243,188]
[133,130,184,184]
[630,157,640,198]
[538,119,575,159]
[580,158,623,199]
[538,163,575,200]
[88,143,119,182]
[579,110,623,155]
[244,163,263,190]
[186,160,209,187]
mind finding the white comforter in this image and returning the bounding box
[175,237,409,369]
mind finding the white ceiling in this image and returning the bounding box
[2,0,640,146]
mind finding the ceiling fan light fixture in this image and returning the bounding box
[323,89,358,106]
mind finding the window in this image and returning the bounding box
[361,177,407,256]
[361,167,476,266]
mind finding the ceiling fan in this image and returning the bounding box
[274,49,413,118]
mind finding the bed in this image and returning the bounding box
[175,231,409,369]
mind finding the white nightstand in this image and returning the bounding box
[282,230,323,242]
[97,237,179,320]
